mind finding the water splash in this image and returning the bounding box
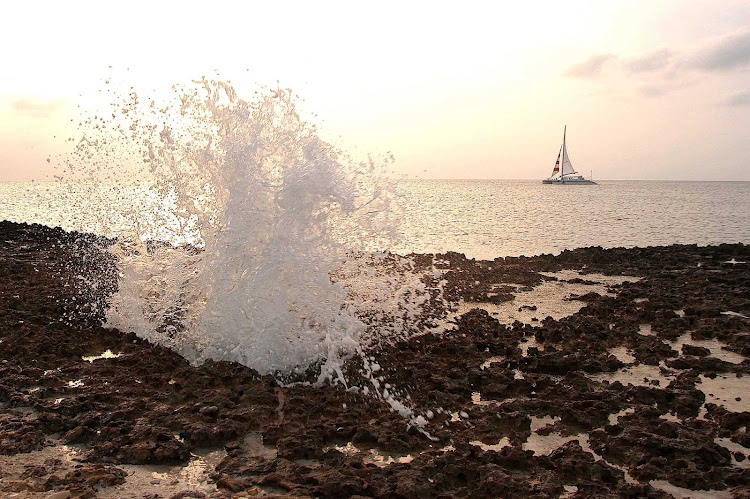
[58,79,444,404]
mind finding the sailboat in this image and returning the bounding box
[543,126,596,184]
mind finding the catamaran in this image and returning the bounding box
[543,126,597,185]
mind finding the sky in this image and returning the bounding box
[1,0,749,181]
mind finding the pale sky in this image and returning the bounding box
[1,0,749,181]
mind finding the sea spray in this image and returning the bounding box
[103,80,388,375]
[57,79,449,424]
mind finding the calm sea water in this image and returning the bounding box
[1,179,748,260]
[394,180,750,259]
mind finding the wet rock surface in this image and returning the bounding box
[1,221,749,497]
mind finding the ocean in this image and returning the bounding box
[394,179,750,259]
[2,179,749,260]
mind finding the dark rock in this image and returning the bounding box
[2,221,749,498]
[682,344,711,357]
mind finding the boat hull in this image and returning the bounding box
[542,178,597,185]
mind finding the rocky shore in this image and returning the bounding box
[1,220,749,498]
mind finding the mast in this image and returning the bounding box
[561,125,566,179]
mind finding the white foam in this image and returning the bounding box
[82,349,123,363]
[61,80,447,429]
[63,81,439,377]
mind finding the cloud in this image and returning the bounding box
[567,28,749,101]
[639,85,670,98]
[628,49,674,73]
[687,26,750,71]
[10,98,64,119]
[563,54,616,78]
[719,91,750,107]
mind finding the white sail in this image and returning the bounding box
[561,141,576,176]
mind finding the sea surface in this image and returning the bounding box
[394,179,750,259]
[1,179,749,260]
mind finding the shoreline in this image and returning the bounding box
[1,221,749,498]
